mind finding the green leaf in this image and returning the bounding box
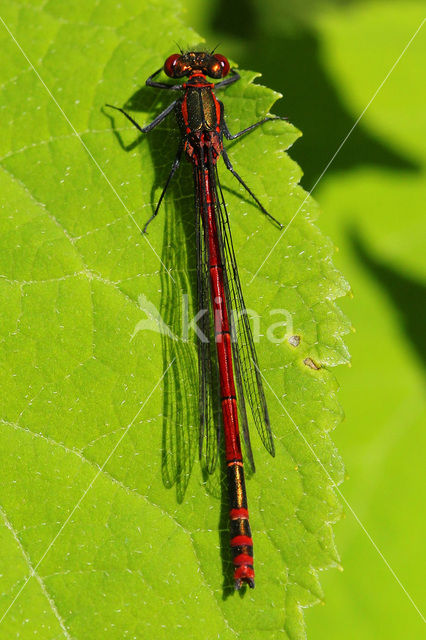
[0,1,349,638]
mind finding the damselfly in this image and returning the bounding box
[107,49,284,589]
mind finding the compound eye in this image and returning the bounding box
[213,54,230,77]
[164,54,181,77]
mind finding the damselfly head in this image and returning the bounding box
[164,51,230,80]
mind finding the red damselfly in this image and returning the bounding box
[107,49,284,589]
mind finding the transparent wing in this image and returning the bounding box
[195,170,221,474]
[214,165,275,461]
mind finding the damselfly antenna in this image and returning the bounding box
[173,40,184,54]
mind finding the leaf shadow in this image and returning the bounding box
[208,0,420,190]
[104,86,199,503]
[349,226,426,369]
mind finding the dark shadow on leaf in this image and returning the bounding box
[349,227,425,368]
[103,87,199,501]
[159,194,199,503]
[209,0,419,190]
[101,106,143,153]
